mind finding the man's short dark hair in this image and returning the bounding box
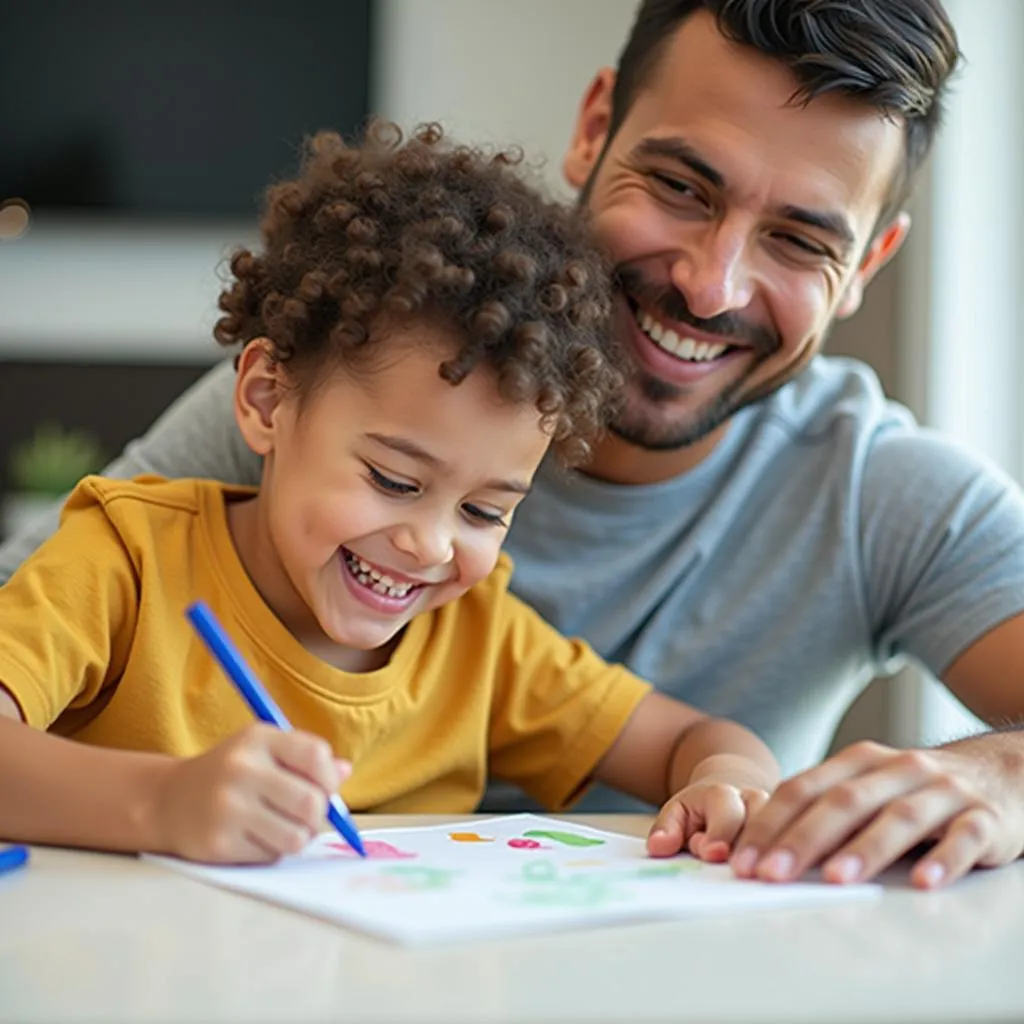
[610,0,961,227]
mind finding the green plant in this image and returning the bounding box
[8,422,106,496]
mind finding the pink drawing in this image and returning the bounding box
[324,840,417,859]
[508,838,549,850]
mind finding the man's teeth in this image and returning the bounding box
[346,553,414,598]
[637,310,728,362]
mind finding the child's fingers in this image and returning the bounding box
[267,730,341,793]
[244,802,313,859]
[258,767,328,835]
[647,799,689,857]
[694,785,748,858]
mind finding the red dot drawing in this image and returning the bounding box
[508,838,548,850]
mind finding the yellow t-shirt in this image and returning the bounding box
[0,476,650,812]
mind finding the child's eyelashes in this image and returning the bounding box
[365,462,509,527]
[367,465,418,496]
[462,504,509,528]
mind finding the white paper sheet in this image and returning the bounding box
[145,813,880,946]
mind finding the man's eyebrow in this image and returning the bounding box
[776,204,855,250]
[634,136,856,251]
[634,136,725,189]
[363,432,532,495]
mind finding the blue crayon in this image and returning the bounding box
[185,600,367,857]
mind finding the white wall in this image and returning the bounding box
[372,0,638,197]
[893,0,1024,745]
[0,1,638,362]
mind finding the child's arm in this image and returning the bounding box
[0,481,344,862]
[0,690,346,861]
[592,691,780,859]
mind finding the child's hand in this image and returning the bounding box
[647,778,771,861]
[150,724,351,863]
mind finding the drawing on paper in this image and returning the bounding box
[350,865,462,893]
[522,829,605,848]
[146,813,882,947]
[324,840,417,859]
[448,831,494,843]
[500,859,627,908]
[632,860,704,879]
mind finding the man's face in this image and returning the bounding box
[564,10,907,452]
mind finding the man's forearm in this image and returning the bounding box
[939,728,1024,800]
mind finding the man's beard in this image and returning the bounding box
[609,266,782,451]
[610,362,766,450]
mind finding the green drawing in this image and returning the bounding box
[500,860,625,908]
[380,866,461,890]
[350,865,462,893]
[522,829,605,848]
[632,860,703,879]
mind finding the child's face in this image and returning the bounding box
[234,325,552,653]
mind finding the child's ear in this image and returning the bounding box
[234,339,287,456]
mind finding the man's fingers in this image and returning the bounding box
[733,745,937,880]
[909,807,1000,890]
[752,763,938,882]
[818,782,978,884]
[731,755,871,875]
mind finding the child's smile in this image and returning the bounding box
[340,547,426,612]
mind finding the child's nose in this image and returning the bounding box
[392,520,455,570]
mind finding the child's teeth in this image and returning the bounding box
[347,551,416,599]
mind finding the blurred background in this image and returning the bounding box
[0,0,1019,752]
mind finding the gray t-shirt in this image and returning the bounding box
[3,355,1023,807]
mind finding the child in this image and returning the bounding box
[0,123,778,864]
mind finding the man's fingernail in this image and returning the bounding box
[758,849,795,880]
[916,862,945,888]
[649,828,667,840]
[732,846,759,875]
[825,854,862,884]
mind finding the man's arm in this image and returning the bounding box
[732,430,1024,888]
[0,359,260,584]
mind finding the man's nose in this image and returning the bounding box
[669,223,755,322]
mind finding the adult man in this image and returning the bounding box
[4,0,1023,889]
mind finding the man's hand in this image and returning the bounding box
[730,739,1024,888]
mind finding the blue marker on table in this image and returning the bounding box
[0,844,29,877]
[185,600,367,857]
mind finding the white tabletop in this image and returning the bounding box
[0,814,1019,1024]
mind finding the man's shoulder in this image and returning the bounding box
[760,355,915,442]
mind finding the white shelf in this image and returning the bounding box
[0,219,258,363]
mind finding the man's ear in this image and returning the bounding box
[836,212,910,320]
[234,339,287,456]
[563,68,616,191]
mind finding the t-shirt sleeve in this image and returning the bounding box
[487,589,651,811]
[0,359,258,585]
[859,426,1024,676]
[0,480,140,728]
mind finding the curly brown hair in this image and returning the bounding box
[214,121,622,464]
